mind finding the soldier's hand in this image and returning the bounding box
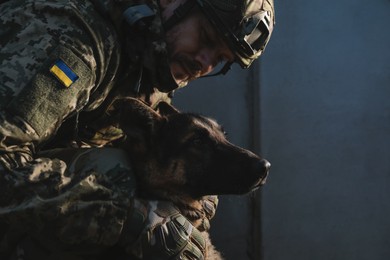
[193,195,219,232]
[122,199,207,260]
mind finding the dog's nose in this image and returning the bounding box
[261,158,271,172]
[259,158,271,185]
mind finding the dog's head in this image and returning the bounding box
[114,98,270,200]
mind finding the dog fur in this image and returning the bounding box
[113,98,271,259]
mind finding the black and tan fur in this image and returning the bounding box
[113,98,271,259]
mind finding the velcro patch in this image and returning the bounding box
[50,59,79,87]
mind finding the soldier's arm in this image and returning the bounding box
[0,148,136,257]
[0,0,118,169]
[0,148,212,260]
[0,2,215,259]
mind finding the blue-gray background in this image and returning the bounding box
[173,0,390,259]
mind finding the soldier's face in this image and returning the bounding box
[161,0,234,86]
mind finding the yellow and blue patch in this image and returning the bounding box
[50,59,79,87]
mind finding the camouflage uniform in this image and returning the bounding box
[0,0,213,259]
[0,148,212,259]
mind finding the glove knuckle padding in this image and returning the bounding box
[129,200,207,259]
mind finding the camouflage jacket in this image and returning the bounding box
[0,148,210,259]
[0,0,211,259]
[0,0,178,169]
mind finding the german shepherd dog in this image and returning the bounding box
[113,98,271,259]
[0,98,270,260]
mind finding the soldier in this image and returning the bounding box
[0,0,275,259]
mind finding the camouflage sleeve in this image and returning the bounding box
[0,0,119,169]
[0,148,210,260]
[0,148,137,258]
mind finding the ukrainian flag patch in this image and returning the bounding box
[50,59,79,87]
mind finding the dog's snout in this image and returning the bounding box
[261,159,271,173]
[257,158,271,185]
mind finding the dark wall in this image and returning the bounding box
[173,65,259,260]
[174,0,390,259]
[260,0,390,259]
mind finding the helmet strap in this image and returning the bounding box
[201,62,232,78]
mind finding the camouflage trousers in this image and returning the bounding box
[0,148,208,260]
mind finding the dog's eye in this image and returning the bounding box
[190,136,203,146]
[186,133,205,146]
[186,129,210,147]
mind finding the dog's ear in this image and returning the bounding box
[112,98,164,147]
[156,101,180,116]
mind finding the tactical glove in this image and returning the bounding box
[122,199,210,260]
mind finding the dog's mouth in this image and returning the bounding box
[189,176,267,197]
[191,158,271,196]
[250,176,268,192]
[236,158,270,194]
[252,168,269,189]
[233,177,266,194]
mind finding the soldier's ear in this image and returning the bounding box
[156,101,180,116]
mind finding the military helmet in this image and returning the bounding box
[164,0,275,70]
[197,0,275,68]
